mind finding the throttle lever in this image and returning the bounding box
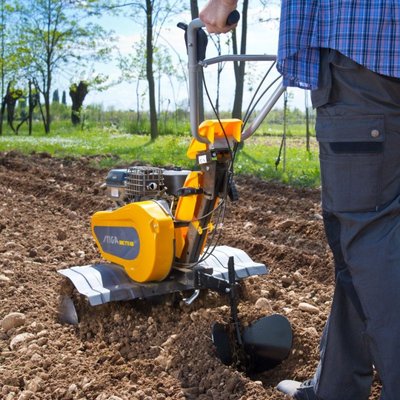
[177,22,208,62]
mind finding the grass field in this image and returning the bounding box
[0,122,320,187]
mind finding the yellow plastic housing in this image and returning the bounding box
[174,171,203,258]
[91,201,174,283]
[187,118,243,159]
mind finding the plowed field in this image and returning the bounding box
[0,151,380,399]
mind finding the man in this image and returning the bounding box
[200,1,400,399]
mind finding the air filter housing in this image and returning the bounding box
[126,166,164,202]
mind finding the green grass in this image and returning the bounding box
[0,124,320,188]
[236,141,320,187]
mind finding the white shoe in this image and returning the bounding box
[276,380,302,396]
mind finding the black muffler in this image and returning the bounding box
[212,257,292,373]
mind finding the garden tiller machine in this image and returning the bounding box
[58,13,292,373]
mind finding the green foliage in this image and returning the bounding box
[235,140,320,187]
[0,0,21,98]
[0,124,320,188]
[50,103,70,121]
[17,0,107,75]
[118,38,146,83]
[124,111,190,136]
[252,107,316,136]
[12,0,114,133]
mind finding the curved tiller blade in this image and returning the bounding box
[58,295,79,325]
[211,322,234,366]
[242,314,292,372]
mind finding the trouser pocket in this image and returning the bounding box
[317,115,385,212]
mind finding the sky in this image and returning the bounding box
[54,1,308,113]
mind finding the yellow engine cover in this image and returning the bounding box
[91,201,174,283]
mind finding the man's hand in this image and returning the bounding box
[199,0,238,34]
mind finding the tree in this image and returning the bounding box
[154,45,180,116]
[52,89,60,103]
[107,0,184,140]
[190,0,198,18]
[0,0,19,135]
[16,0,111,133]
[3,82,24,134]
[118,38,147,129]
[231,0,278,119]
[61,90,66,105]
[208,34,229,115]
[145,0,157,140]
[0,0,10,105]
[69,81,88,126]
[69,73,108,126]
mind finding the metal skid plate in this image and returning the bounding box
[197,245,267,280]
[57,245,268,306]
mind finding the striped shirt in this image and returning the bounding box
[277,1,400,89]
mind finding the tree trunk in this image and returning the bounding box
[0,89,6,135]
[190,0,204,122]
[32,78,47,132]
[146,0,158,140]
[44,91,50,133]
[135,78,142,130]
[5,83,23,134]
[190,0,198,19]
[232,0,248,119]
[62,90,67,105]
[0,0,5,136]
[69,81,89,126]
[43,62,52,133]
[28,80,33,136]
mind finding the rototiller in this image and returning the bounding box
[58,13,292,373]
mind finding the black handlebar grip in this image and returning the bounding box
[227,10,240,26]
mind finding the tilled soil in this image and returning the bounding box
[0,151,380,399]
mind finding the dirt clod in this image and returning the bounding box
[56,229,67,241]
[1,312,26,332]
[9,333,35,350]
[298,302,320,314]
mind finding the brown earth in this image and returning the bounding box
[0,151,381,400]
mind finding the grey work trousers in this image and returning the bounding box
[311,49,400,400]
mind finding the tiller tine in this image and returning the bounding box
[58,295,79,325]
[242,314,292,372]
[212,257,292,373]
[212,322,235,365]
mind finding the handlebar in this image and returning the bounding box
[186,16,285,144]
[187,18,209,143]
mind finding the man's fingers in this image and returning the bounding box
[199,0,238,34]
[200,18,238,34]
[204,23,237,34]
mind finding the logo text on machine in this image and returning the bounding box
[103,235,135,247]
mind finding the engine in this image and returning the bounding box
[92,119,241,283]
[105,166,191,207]
[92,166,195,283]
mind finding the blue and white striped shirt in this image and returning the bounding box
[277,1,400,89]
